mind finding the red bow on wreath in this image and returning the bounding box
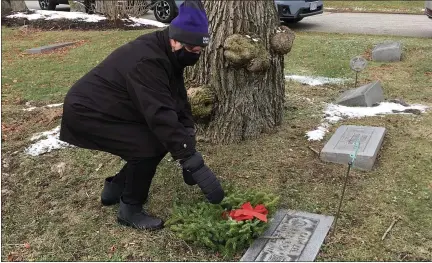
[222,202,268,223]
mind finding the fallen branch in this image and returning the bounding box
[381,217,401,241]
[3,243,26,247]
[95,163,103,172]
[308,146,320,156]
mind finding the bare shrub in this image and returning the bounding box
[94,0,154,21]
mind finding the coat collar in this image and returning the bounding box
[158,27,183,74]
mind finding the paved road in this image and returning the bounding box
[24,1,432,39]
[286,12,432,38]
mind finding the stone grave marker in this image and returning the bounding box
[26,42,77,54]
[372,41,403,62]
[241,210,334,262]
[320,125,386,171]
[336,80,384,107]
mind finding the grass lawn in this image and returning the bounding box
[2,27,432,261]
[325,0,426,15]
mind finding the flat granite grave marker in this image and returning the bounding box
[240,210,334,262]
[320,125,386,170]
[26,42,77,54]
[336,80,384,107]
[372,41,402,62]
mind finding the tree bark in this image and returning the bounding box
[94,0,151,20]
[10,0,28,12]
[69,0,87,13]
[184,1,291,144]
[1,0,13,16]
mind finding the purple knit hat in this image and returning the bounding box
[169,0,210,47]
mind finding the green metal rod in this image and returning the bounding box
[331,161,352,237]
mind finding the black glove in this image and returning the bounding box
[185,127,196,137]
[182,127,197,186]
[180,152,225,204]
[182,168,197,186]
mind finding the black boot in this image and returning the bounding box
[117,199,164,230]
[101,176,123,206]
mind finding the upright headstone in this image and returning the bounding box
[336,80,384,107]
[320,125,386,171]
[241,210,334,262]
[372,41,403,62]
[26,42,77,54]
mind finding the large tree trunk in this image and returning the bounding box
[185,1,294,144]
[94,0,152,20]
[10,0,28,12]
[1,0,13,16]
[2,0,28,15]
[69,0,87,13]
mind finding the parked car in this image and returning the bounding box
[151,0,323,23]
[38,0,69,10]
[38,0,94,11]
[426,0,432,19]
[276,0,323,23]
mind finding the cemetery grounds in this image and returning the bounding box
[1,27,432,261]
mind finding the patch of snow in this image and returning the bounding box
[124,17,167,28]
[306,123,329,141]
[30,126,61,141]
[7,10,106,23]
[306,102,429,141]
[285,75,348,86]
[23,107,37,112]
[23,103,63,111]
[353,7,366,11]
[46,103,64,108]
[7,11,45,20]
[324,102,428,122]
[25,126,72,156]
[325,7,336,10]
[8,10,167,27]
[252,38,259,42]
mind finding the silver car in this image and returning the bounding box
[426,0,432,19]
[275,0,323,23]
[152,0,323,23]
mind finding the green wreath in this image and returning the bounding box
[165,189,280,257]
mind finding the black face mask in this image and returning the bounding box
[174,47,201,67]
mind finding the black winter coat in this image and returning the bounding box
[60,27,196,160]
